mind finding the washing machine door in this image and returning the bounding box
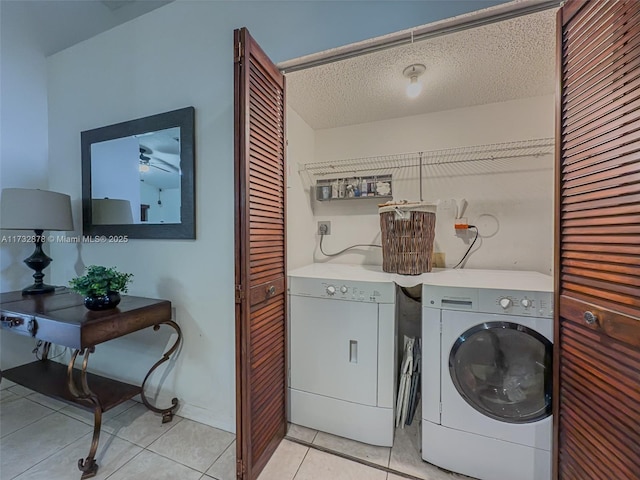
[449,321,552,424]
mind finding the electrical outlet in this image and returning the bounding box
[317,221,331,235]
[433,252,446,268]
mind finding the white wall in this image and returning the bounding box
[40,0,510,432]
[140,183,180,224]
[290,95,554,274]
[0,1,53,368]
[91,136,141,218]
[160,188,181,224]
[46,2,238,431]
[286,107,316,270]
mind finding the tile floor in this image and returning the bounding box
[284,420,471,480]
[1,380,469,480]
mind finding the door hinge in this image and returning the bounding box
[235,41,243,63]
[237,458,245,479]
[235,284,245,304]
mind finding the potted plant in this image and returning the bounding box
[69,265,134,311]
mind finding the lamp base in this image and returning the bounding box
[22,283,55,295]
[21,229,54,296]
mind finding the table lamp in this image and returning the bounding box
[92,198,134,224]
[1,188,74,294]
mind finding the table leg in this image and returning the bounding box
[67,348,102,479]
[140,320,182,423]
[41,342,51,361]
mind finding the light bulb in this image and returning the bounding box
[139,164,150,173]
[406,76,422,98]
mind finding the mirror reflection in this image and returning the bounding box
[91,127,182,225]
[81,106,195,240]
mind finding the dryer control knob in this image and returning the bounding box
[499,297,512,309]
[521,298,532,308]
[326,285,336,296]
[340,285,348,294]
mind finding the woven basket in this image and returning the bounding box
[379,203,437,275]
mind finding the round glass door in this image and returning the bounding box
[449,321,552,423]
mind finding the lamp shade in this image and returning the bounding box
[92,198,134,224]
[1,188,74,231]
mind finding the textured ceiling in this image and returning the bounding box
[285,8,557,130]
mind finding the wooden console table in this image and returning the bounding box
[0,288,182,479]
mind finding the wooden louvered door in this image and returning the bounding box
[234,27,287,480]
[555,1,640,479]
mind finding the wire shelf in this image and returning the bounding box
[299,138,554,179]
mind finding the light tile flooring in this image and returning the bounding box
[284,420,471,480]
[1,380,469,480]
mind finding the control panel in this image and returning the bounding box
[289,276,395,304]
[422,285,553,318]
[484,290,553,318]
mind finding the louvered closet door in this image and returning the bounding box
[556,1,640,479]
[234,27,287,480]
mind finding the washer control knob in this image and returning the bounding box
[499,297,512,309]
[521,298,532,308]
[326,285,336,296]
[340,285,348,294]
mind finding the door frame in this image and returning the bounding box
[234,1,563,477]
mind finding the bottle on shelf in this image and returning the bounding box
[331,180,339,199]
[338,179,346,198]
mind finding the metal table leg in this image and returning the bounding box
[140,320,182,423]
[67,348,101,479]
[41,341,52,360]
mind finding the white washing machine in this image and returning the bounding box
[288,263,396,446]
[422,270,553,480]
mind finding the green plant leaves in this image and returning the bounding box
[69,265,133,297]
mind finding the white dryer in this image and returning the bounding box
[288,263,397,447]
[422,270,553,480]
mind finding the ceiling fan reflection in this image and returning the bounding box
[139,147,178,173]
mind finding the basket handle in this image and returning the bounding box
[394,206,405,218]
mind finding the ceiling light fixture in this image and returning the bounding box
[403,64,426,99]
[139,147,151,172]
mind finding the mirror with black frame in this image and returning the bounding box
[81,107,195,239]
